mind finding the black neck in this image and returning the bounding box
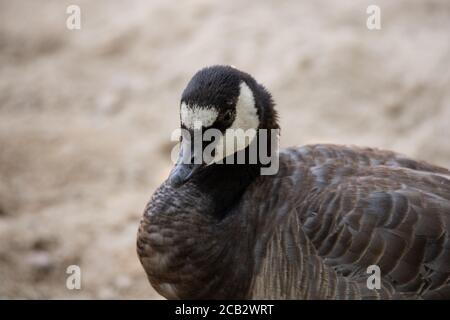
[191,161,260,219]
[188,125,279,219]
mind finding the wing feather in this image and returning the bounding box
[288,145,450,298]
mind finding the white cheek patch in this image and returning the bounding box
[180,103,218,129]
[212,128,257,164]
[231,82,259,131]
[212,82,260,163]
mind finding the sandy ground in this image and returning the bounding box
[0,0,449,299]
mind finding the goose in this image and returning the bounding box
[137,65,450,299]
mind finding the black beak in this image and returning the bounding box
[168,136,204,188]
[168,162,202,188]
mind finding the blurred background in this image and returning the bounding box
[0,0,449,299]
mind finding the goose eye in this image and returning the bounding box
[223,110,233,122]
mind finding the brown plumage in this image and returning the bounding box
[137,66,450,299]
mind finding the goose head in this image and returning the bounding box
[169,65,279,188]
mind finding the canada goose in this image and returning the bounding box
[137,65,450,299]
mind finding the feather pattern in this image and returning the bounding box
[137,144,450,299]
[251,144,450,299]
